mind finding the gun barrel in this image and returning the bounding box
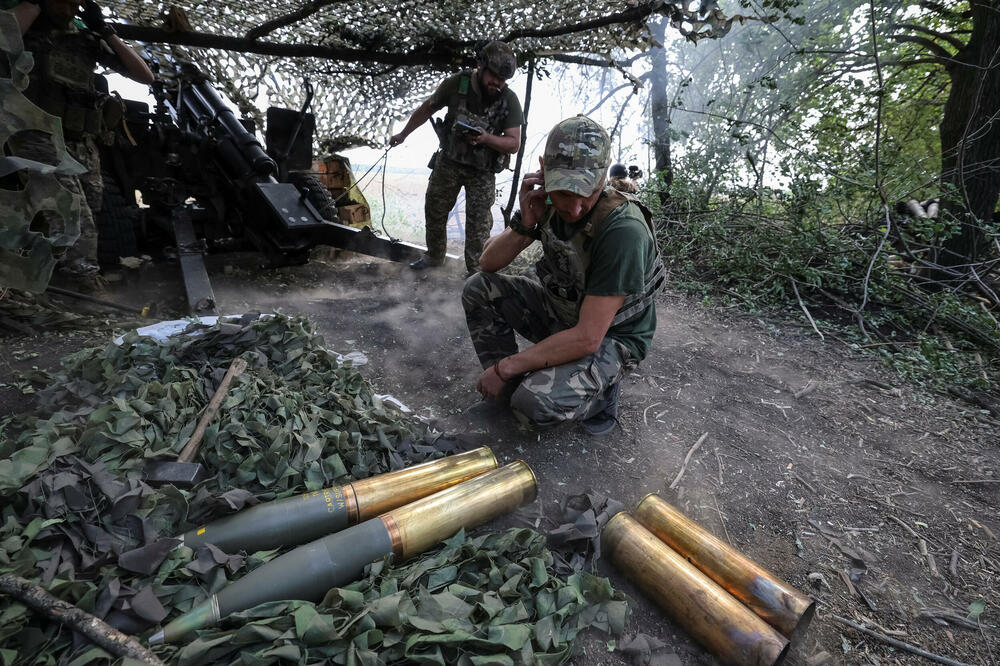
[633,494,814,642]
[150,461,537,644]
[180,447,498,553]
[603,513,789,666]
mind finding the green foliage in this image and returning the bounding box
[654,176,999,391]
[175,529,627,665]
[0,315,625,665]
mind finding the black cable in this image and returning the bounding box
[378,148,396,241]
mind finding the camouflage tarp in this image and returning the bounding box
[0,10,85,293]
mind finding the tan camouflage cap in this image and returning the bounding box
[542,115,611,196]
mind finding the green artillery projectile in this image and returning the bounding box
[149,461,537,644]
[180,446,497,553]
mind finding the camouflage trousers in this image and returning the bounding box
[424,155,495,273]
[463,271,634,428]
[9,130,101,266]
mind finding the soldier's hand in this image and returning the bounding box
[80,0,106,32]
[517,156,547,230]
[465,127,487,146]
[476,364,508,399]
[389,133,404,147]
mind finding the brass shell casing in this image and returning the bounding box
[603,513,789,666]
[350,446,498,521]
[633,494,815,642]
[380,460,537,559]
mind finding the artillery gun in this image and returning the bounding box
[97,56,423,314]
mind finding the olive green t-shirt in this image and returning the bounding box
[548,202,658,361]
[429,72,524,130]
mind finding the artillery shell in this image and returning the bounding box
[150,460,536,644]
[181,446,498,552]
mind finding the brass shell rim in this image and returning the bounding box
[635,492,660,511]
[510,459,538,499]
[601,511,632,556]
[481,446,499,470]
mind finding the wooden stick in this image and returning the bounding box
[832,615,973,666]
[177,357,248,463]
[887,514,921,539]
[949,549,959,579]
[669,432,708,490]
[0,574,164,665]
[794,380,818,399]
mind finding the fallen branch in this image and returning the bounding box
[831,615,973,666]
[791,280,824,340]
[0,574,164,665]
[669,432,708,490]
[794,380,818,399]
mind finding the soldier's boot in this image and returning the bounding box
[409,255,445,270]
[581,382,621,437]
[58,257,101,278]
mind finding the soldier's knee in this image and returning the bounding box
[462,272,490,310]
[510,385,567,429]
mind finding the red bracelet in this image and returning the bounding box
[493,360,509,382]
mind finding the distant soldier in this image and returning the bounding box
[609,163,640,194]
[463,116,665,436]
[8,0,154,279]
[390,41,523,274]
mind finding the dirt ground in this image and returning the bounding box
[2,250,998,666]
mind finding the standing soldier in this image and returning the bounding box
[8,0,154,280]
[390,41,523,274]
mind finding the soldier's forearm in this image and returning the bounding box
[481,132,519,154]
[107,36,155,85]
[400,101,435,139]
[479,229,532,272]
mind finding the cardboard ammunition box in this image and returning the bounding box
[321,157,352,190]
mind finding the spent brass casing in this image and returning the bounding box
[150,461,536,644]
[633,494,814,642]
[602,513,789,666]
[180,446,498,552]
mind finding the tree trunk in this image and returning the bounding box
[648,17,673,211]
[937,0,1000,269]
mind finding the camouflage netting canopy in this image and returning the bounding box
[107,0,746,149]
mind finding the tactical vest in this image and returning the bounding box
[535,188,667,328]
[22,25,111,138]
[440,71,510,173]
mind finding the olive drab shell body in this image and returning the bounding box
[181,447,498,553]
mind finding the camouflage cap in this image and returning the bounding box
[479,41,516,80]
[542,115,611,196]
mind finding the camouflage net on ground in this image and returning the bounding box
[105,0,746,148]
[0,313,626,664]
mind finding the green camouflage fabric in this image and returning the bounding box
[424,153,496,272]
[0,9,86,292]
[542,115,612,197]
[462,271,633,427]
[0,313,629,664]
[8,132,100,269]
